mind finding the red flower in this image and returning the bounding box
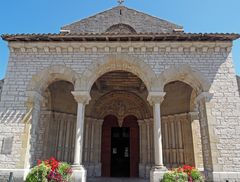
[37,159,41,166]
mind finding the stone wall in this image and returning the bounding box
[61,6,182,34]
[236,75,240,94]
[0,79,3,101]
[0,41,240,181]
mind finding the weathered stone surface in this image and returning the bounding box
[1,137,13,155]
[0,79,4,101]
[61,6,183,33]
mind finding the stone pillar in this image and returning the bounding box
[21,91,43,179]
[94,119,103,177]
[188,112,204,170]
[138,120,145,178]
[71,91,91,182]
[195,92,218,181]
[147,92,167,182]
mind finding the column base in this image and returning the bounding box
[150,166,167,182]
[71,165,87,182]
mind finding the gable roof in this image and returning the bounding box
[61,6,183,34]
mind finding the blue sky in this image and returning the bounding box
[0,0,239,80]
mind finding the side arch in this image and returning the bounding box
[158,65,211,93]
[27,65,80,94]
[78,55,158,92]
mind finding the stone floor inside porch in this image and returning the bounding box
[87,177,149,182]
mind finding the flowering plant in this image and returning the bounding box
[161,165,203,182]
[26,157,72,182]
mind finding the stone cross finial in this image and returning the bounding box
[118,0,124,5]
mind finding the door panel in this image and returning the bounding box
[123,115,139,177]
[111,127,130,177]
[101,115,118,177]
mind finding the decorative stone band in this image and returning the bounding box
[71,91,91,104]
[147,92,166,105]
[195,92,213,104]
[7,41,232,54]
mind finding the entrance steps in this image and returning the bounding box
[87,177,149,182]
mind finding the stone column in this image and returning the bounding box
[137,120,145,178]
[71,91,91,182]
[95,119,103,177]
[147,92,167,182]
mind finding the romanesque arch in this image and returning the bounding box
[25,65,80,167]
[27,65,79,94]
[79,55,158,92]
[158,65,211,93]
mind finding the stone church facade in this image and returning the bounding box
[0,5,240,182]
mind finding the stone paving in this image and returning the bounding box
[87,177,149,182]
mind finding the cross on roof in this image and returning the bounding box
[118,0,124,5]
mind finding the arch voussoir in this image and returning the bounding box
[27,65,80,94]
[80,55,158,92]
[158,65,211,93]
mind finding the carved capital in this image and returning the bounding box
[195,92,213,104]
[137,120,145,126]
[147,92,166,105]
[97,119,104,126]
[188,112,199,120]
[71,91,91,104]
[25,91,44,109]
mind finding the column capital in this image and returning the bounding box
[137,120,145,126]
[97,119,104,126]
[195,92,213,103]
[188,111,199,120]
[147,92,166,106]
[72,91,91,104]
[25,90,44,109]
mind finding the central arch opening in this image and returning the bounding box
[102,115,139,177]
[84,71,152,178]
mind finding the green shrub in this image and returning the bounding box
[161,165,204,182]
[25,157,72,182]
[25,162,50,182]
[162,170,188,182]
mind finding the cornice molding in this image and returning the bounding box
[8,42,232,54]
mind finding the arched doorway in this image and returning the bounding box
[84,70,152,178]
[101,115,139,177]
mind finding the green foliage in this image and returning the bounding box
[25,162,50,182]
[161,165,204,182]
[190,169,203,181]
[25,158,72,182]
[56,162,73,181]
[161,170,188,182]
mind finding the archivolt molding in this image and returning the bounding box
[158,65,211,94]
[78,54,158,92]
[27,65,79,94]
[92,91,152,122]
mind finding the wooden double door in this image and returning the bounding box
[101,115,139,177]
